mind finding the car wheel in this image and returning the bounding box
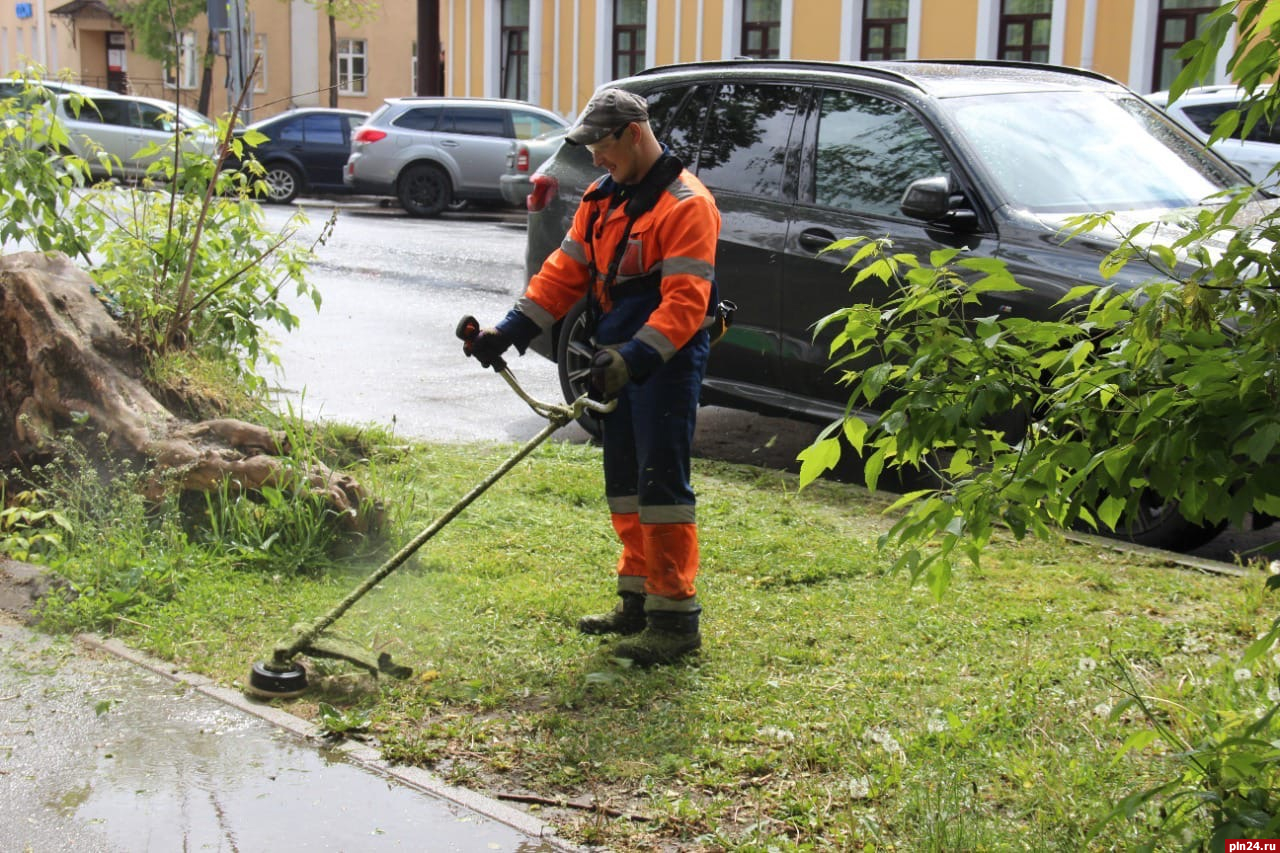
[1094,491,1225,552]
[263,162,301,204]
[555,298,603,439]
[398,163,451,217]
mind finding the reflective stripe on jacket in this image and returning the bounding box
[517,164,720,360]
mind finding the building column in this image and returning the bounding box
[290,0,320,106]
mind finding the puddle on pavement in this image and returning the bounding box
[0,622,558,852]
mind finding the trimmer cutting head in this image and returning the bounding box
[245,660,309,700]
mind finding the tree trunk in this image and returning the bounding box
[0,252,378,533]
[328,15,338,108]
[198,30,218,116]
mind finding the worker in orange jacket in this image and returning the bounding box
[465,88,721,665]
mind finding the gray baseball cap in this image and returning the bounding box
[565,88,649,146]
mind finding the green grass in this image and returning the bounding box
[30,435,1280,851]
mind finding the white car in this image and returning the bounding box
[53,92,218,180]
[1147,85,1279,184]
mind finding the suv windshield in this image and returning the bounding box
[943,90,1243,213]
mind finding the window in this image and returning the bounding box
[279,117,304,144]
[302,114,349,146]
[694,83,801,197]
[613,0,646,79]
[1153,1,1216,92]
[439,107,506,137]
[164,30,198,90]
[136,101,176,131]
[412,41,418,96]
[862,0,908,60]
[811,89,950,215]
[647,84,711,166]
[338,38,367,95]
[394,106,441,131]
[511,110,562,139]
[253,34,267,94]
[501,0,529,100]
[998,0,1052,62]
[1183,101,1280,144]
[741,0,781,59]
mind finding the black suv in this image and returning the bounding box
[523,60,1248,549]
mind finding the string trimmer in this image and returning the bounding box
[246,316,615,699]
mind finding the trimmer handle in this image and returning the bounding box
[456,315,480,344]
[456,314,507,372]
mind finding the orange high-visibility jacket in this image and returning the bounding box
[514,160,720,363]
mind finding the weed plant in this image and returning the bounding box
[31,436,1278,851]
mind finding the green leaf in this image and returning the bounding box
[1111,729,1158,764]
[1237,422,1280,464]
[864,447,888,492]
[797,437,842,489]
[924,557,952,601]
[841,417,869,454]
[882,489,934,515]
[1053,284,1098,307]
[1097,495,1126,531]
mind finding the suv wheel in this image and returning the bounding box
[398,163,451,217]
[555,299,603,439]
[1105,492,1225,552]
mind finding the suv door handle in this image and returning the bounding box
[798,228,837,251]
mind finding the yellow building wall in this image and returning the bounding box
[249,1,294,116]
[791,0,842,60]
[702,0,725,62]
[1092,0,1136,84]
[920,0,979,59]
[1063,0,1083,68]
[329,1,416,111]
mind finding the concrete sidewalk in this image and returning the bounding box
[0,602,580,852]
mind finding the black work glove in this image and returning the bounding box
[589,349,631,398]
[467,327,513,369]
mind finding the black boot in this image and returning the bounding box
[577,591,646,636]
[611,609,701,665]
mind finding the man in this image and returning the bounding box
[464,87,721,665]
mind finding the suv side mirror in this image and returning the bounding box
[900,174,978,227]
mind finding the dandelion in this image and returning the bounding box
[848,776,872,799]
[1077,657,1098,672]
[863,726,904,759]
[757,725,795,743]
[1234,668,1252,682]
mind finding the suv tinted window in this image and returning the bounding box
[651,84,712,167]
[394,106,441,132]
[812,89,950,215]
[441,107,507,137]
[695,83,802,198]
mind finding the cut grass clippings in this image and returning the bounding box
[35,436,1280,851]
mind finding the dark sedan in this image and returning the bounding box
[236,107,368,203]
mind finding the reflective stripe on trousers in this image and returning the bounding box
[602,330,709,603]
